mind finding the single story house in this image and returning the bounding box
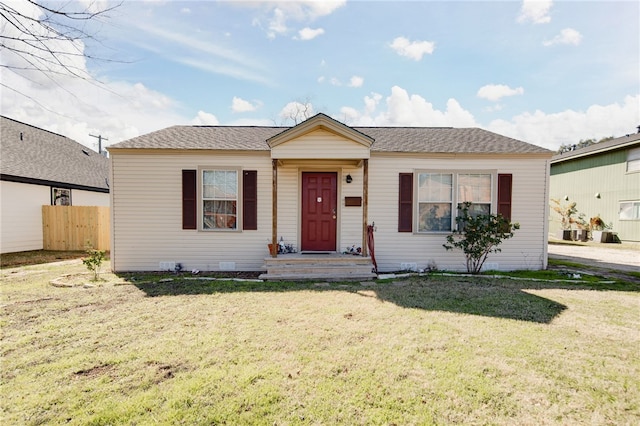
[550,131,640,242]
[0,116,110,254]
[108,113,552,275]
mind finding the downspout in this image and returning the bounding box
[361,159,369,257]
[271,159,278,258]
[542,159,550,269]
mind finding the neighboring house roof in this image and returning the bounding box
[109,114,551,155]
[551,132,640,164]
[0,116,110,192]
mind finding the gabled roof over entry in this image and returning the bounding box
[266,113,374,149]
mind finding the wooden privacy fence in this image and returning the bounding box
[42,206,110,251]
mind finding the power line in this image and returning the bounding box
[89,133,108,155]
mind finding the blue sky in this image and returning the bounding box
[1,0,638,151]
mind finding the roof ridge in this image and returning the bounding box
[1,115,71,140]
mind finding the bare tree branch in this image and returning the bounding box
[0,0,123,97]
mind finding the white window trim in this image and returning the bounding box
[197,166,242,232]
[414,170,497,233]
[627,147,640,173]
[619,200,640,221]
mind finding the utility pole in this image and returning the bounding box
[89,133,108,155]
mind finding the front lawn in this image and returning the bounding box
[1,261,638,425]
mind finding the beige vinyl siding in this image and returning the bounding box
[275,166,299,250]
[367,154,549,272]
[271,129,370,160]
[340,166,364,252]
[110,151,272,272]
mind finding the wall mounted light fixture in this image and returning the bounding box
[346,174,353,184]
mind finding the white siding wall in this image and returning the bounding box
[73,190,110,206]
[1,181,109,254]
[0,181,48,253]
[111,152,274,272]
[367,155,549,272]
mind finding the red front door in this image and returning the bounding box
[301,172,337,251]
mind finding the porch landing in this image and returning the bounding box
[259,253,377,281]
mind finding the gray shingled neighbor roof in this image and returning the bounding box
[1,116,110,191]
[551,132,640,163]
[110,121,551,155]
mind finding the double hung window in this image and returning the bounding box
[418,173,452,232]
[202,170,238,230]
[417,172,493,232]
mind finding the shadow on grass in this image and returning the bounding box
[128,275,570,324]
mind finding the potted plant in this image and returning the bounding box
[551,198,579,240]
[575,213,590,242]
[590,215,614,243]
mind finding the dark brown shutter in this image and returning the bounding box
[242,170,258,230]
[182,170,197,230]
[398,173,413,232]
[497,173,512,221]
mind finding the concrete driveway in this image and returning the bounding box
[548,241,639,273]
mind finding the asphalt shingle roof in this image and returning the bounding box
[1,116,110,191]
[110,124,550,155]
[551,132,640,163]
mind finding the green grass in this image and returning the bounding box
[1,261,639,425]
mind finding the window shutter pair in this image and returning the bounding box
[397,172,513,232]
[182,170,257,230]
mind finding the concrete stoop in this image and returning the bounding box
[259,253,377,281]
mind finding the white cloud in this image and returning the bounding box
[129,22,271,85]
[389,37,435,61]
[337,86,639,151]
[543,28,583,46]
[487,94,640,150]
[330,77,341,86]
[180,7,191,14]
[517,0,552,24]
[191,111,220,125]
[477,84,525,102]
[248,1,346,39]
[348,76,364,88]
[317,76,325,83]
[0,1,190,147]
[1,0,91,86]
[342,86,477,127]
[267,8,288,39]
[297,27,325,40]
[231,97,260,113]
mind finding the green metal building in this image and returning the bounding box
[549,131,640,242]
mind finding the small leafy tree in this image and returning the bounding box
[82,242,105,281]
[443,202,519,274]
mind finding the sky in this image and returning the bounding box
[1,0,638,153]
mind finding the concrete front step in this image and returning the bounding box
[260,254,376,281]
